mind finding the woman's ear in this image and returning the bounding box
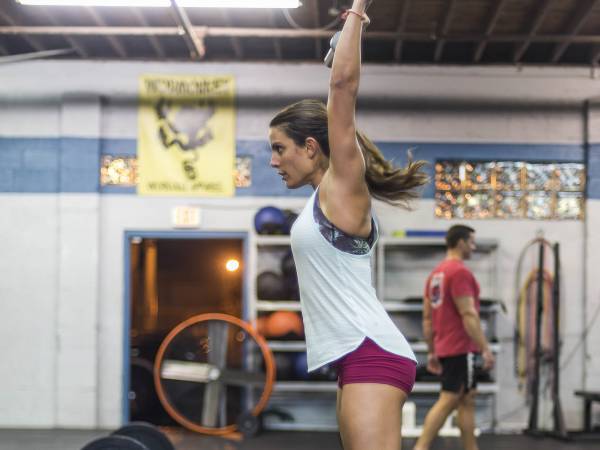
[304,137,320,159]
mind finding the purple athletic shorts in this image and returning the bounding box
[334,337,417,394]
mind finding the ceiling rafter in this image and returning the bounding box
[86,7,127,57]
[473,0,509,63]
[394,0,411,62]
[267,9,282,60]
[169,0,204,59]
[549,0,600,63]
[309,0,322,60]
[4,26,600,44]
[433,0,457,63]
[129,7,165,58]
[38,6,87,58]
[220,9,243,60]
[513,0,554,63]
[591,45,600,65]
[0,9,45,52]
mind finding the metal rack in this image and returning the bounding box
[250,234,501,432]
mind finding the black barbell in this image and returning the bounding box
[81,422,174,450]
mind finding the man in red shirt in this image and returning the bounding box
[413,225,495,450]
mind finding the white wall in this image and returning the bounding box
[1,60,598,430]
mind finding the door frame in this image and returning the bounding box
[122,230,249,423]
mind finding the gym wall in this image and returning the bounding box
[0,60,598,431]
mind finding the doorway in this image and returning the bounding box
[122,231,248,424]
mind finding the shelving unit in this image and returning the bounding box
[250,232,501,433]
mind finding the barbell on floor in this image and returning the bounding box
[81,422,174,450]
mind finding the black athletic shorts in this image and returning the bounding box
[439,352,478,393]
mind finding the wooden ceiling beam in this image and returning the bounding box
[0,9,45,53]
[4,26,600,45]
[38,6,87,58]
[129,7,165,58]
[513,0,553,63]
[434,0,457,62]
[310,0,322,60]
[267,9,282,60]
[473,0,509,63]
[86,7,127,57]
[550,0,599,63]
[220,9,243,59]
[394,0,411,62]
[591,45,600,65]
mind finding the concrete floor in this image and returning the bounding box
[0,429,599,450]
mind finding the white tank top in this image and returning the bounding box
[290,188,416,371]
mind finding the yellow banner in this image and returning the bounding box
[138,74,236,196]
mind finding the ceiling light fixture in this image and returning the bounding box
[16,0,301,7]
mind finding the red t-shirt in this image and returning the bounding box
[424,259,480,357]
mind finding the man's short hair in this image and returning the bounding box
[446,225,475,249]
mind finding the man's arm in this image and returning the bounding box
[423,295,442,375]
[423,295,434,353]
[454,296,495,370]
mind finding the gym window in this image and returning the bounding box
[435,161,585,220]
[99,155,253,188]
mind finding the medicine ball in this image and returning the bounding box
[273,352,294,380]
[280,251,296,278]
[282,209,299,232]
[265,311,304,339]
[257,271,286,300]
[255,315,269,336]
[254,206,288,235]
[284,274,300,301]
[292,352,310,380]
[280,252,300,300]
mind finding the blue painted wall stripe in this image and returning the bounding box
[1,137,595,198]
[588,143,600,200]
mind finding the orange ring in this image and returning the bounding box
[153,313,275,436]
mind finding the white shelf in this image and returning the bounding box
[415,382,499,394]
[383,300,502,314]
[257,301,301,311]
[255,236,291,246]
[273,381,499,394]
[274,381,336,392]
[383,301,424,312]
[378,236,498,251]
[268,341,306,351]
[410,342,501,353]
[255,235,498,249]
[257,300,500,313]
[268,340,500,353]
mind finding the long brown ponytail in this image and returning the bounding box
[270,100,429,207]
[356,130,429,208]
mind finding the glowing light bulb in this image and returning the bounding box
[225,259,240,272]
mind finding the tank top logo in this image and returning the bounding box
[430,272,444,308]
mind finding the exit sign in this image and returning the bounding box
[172,206,201,228]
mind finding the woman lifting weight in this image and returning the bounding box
[267,1,429,448]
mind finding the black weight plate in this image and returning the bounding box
[237,411,262,438]
[112,422,174,450]
[81,435,149,450]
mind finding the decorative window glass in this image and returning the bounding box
[100,155,253,188]
[434,161,585,220]
[234,155,252,188]
[100,155,138,186]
